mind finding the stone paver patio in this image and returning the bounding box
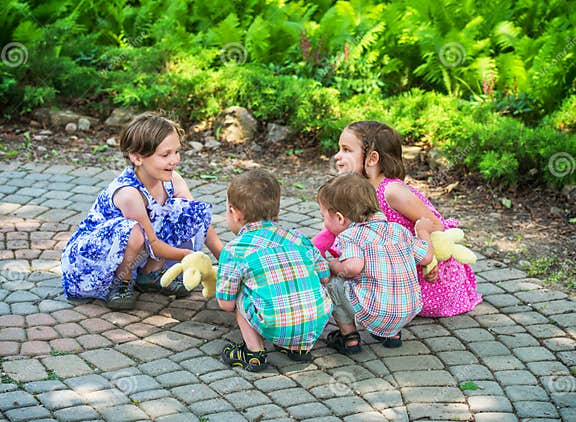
[0,162,574,422]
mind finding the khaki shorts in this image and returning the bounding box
[325,277,356,325]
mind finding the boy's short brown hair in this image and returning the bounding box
[228,169,281,223]
[317,173,381,222]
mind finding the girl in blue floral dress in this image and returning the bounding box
[61,113,223,310]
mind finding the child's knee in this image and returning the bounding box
[126,225,145,250]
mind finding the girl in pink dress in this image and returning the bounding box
[329,120,482,317]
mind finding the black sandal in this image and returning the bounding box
[326,330,362,355]
[370,330,402,348]
[274,345,312,362]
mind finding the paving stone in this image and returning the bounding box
[406,403,472,421]
[478,268,526,282]
[0,390,38,411]
[170,320,229,340]
[136,397,187,418]
[83,388,130,408]
[25,313,57,326]
[549,312,576,328]
[102,328,139,344]
[342,412,388,422]
[401,386,465,404]
[42,355,93,378]
[361,389,404,409]
[474,413,519,422]
[2,358,47,382]
[252,374,296,392]
[0,341,20,356]
[515,289,567,304]
[138,358,182,376]
[54,322,88,337]
[179,356,227,375]
[171,384,218,403]
[53,405,100,422]
[49,338,82,353]
[74,303,109,318]
[437,351,478,365]
[497,279,542,293]
[449,364,494,381]
[201,411,248,421]
[287,402,332,419]
[168,347,205,362]
[77,333,113,349]
[481,355,525,371]
[144,330,202,351]
[514,401,559,418]
[20,340,51,356]
[497,333,540,348]
[37,389,84,410]
[526,361,570,376]
[99,404,148,421]
[394,370,456,387]
[79,349,135,371]
[65,374,111,394]
[424,336,466,352]
[371,340,430,357]
[468,395,513,412]
[290,370,337,389]
[512,346,556,362]
[115,339,172,361]
[4,405,52,422]
[226,389,271,409]
[243,403,288,420]
[199,369,237,384]
[323,396,373,416]
[453,328,495,342]
[0,327,25,341]
[22,380,66,394]
[269,387,317,407]
[156,370,198,388]
[468,341,511,357]
[383,355,444,372]
[187,397,234,416]
[210,376,253,394]
[101,311,140,327]
[505,385,550,401]
[543,336,576,351]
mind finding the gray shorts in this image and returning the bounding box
[325,277,356,325]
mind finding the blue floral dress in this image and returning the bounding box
[61,166,212,299]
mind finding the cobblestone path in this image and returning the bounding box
[0,162,574,421]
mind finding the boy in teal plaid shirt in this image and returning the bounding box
[217,169,333,371]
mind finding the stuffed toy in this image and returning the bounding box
[160,251,217,297]
[312,228,340,259]
[424,228,477,275]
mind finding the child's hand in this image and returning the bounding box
[423,261,439,283]
[415,217,434,238]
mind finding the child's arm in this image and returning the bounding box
[385,183,444,231]
[414,217,436,267]
[113,187,191,261]
[217,298,236,312]
[329,257,364,279]
[173,171,223,259]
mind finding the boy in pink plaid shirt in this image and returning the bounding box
[317,173,435,354]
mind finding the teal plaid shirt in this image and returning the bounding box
[217,221,332,350]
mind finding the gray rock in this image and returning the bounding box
[402,145,422,161]
[428,148,450,171]
[106,137,118,147]
[215,106,258,144]
[65,122,77,133]
[77,118,91,131]
[266,123,292,143]
[561,184,576,202]
[105,108,136,128]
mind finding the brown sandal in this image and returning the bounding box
[326,330,362,354]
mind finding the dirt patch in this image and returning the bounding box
[1,119,574,295]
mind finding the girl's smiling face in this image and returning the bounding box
[334,129,364,174]
[133,131,181,182]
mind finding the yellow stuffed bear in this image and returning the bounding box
[424,228,477,275]
[160,251,217,298]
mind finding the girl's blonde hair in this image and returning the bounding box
[317,173,380,223]
[120,112,184,161]
[346,121,406,180]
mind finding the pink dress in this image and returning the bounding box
[376,178,482,317]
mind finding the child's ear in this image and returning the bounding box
[128,152,142,167]
[365,150,380,169]
[336,211,347,225]
[229,205,244,223]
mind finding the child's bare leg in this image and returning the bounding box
[115,225,145,280]
[236,309,265,351]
